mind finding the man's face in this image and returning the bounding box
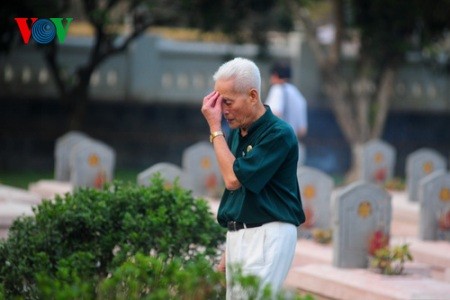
[214,78,253,130]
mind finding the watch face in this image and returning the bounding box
[210,131,223,143]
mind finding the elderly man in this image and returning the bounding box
[201,57,305,298]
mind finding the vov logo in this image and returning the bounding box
[14,18,73,45]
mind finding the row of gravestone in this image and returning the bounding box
[357,139,448,202]
[137,141,307,197]
[298,165,450,267]
[55,131,224,197]
[137,141,224,198]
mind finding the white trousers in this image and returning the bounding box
[225,222,297,299]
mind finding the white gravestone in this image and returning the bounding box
[361,139,396,184]
[297,166,334,234]
[406,148,446,202]
[137,162,193,190]
[419,171,450,241]
[298,142,306,166]
[54,131,90,181]
[333,181,391,268]
[182,141,223,198]
[70,139,116,189]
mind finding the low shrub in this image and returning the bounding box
[0,175,225,298]
[97,252,225,300]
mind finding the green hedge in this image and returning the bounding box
[0,175,226,298]
[0,175,313,300]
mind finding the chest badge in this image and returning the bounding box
[246,145,253,153]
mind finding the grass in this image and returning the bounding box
[0,169,140,190]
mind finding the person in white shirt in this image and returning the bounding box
[265,62,308,140]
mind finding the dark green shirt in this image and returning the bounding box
[217,106,305,227]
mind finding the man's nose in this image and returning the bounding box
[221,104,228,114]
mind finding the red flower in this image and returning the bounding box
[204,173,217,190]
[368,229,389,256]
[438,210,450,230]
[302,207,315,229]
[373,168,387,183]
[94,171,106,189]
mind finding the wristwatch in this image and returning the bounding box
[209,131,224,143]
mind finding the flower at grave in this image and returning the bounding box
[302,206,315,228]
[94,170,107,189]
[201,156,211,170]
[422,161,434,174]
[438,209,450,231]
[204,173,217,190]
[369,244,413,275]
[312,228,332,244]
[368,229,389,256]
[163,181,173,189]
[303,184,316,200]
[373,168,387,183]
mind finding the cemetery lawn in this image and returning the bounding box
[0,169,139,189]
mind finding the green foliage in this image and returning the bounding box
[311,228,332,244]
[34,253,314,300]
[0,175,225,298]
[227,264,312,300]
[97,252,225,300]
[353,0,450,64]
[384,177,406,191]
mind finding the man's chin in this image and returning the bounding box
[227,120,238,129]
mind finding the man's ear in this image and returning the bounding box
[249,88,259,105]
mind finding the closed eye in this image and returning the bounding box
[223,99,232,106]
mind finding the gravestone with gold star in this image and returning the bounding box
[297,166,334,237]
[406,148,446,202]
[361,139,396,185]
[137,162,193,190]
[332,181,391,268]
[182,141,223,198]
[69,139,116,189]
[418,171,450,241]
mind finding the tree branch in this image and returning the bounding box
[42,42,67,98]
[330,0,343,65]
[371,66,396,139]
[288,1,329,69]
[323,71,359,144]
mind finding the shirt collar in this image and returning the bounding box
[241,105,273,136]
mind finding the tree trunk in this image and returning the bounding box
[68,93,88,130]
[67,69,91,130]
[371,66,397,139]
[346,142,365,183]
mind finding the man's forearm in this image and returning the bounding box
[211,135,241,191]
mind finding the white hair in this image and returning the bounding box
[213,57,261,95]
